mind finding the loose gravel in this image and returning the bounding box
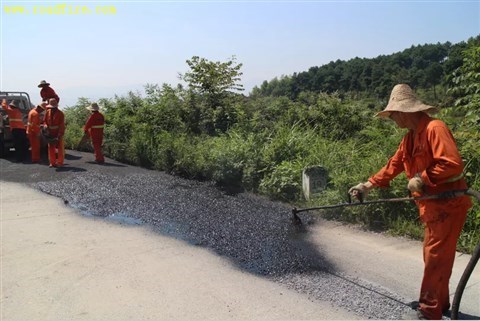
[1,151,419,319]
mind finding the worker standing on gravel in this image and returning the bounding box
[38,80,60,103]
[27,102,47,163]
[43,98,65,167]
[83,102,105,164]
[349,84,472,320]
[1,99,29,162]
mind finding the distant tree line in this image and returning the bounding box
[252,35,480,100]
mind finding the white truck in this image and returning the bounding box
[0,92,36,157]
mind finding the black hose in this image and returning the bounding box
[451,241,480,320]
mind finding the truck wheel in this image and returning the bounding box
[0,138,6,158]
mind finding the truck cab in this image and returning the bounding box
[0,92,36,157]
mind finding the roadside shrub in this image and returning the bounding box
[259,160,303,201]
[63,97,92,150]
[63,123,84,150]
[126,123,155,168]
[151,131,176,172]
[205,132,249,187]
[170,134,212,180]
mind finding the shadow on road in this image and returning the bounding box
[85,161,127,167]
[55,166,87,172]
[65,153,83,160]
[455,311,480,320]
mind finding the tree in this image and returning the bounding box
[448,40,480,114]
[425,62,444,99]
[181,56,244,100]
[445,39,480,247]
[180,56,244,134]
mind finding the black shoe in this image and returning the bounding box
[408,301,420,310]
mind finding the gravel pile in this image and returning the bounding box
[32,169,414,319]
[34,171,324,275]
[1,151,417,319]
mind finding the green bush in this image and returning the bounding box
[206,132,249,187]
[259,160,303,201]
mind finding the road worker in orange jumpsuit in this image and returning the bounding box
[83,102,105,164]
[349,84,472,320]
[27,102,47,163]
[38,80,60,103]
[43,98,65,167]
[1,99,28,162]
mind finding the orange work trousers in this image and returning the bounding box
[48,138,64,166]
[28,133,41,163]
[92,139,104,163]
[418,204,468,320]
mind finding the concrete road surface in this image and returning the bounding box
[1,181,358,320]
[1,178,479,319]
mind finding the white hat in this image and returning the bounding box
[87,102,99,111]
[38,80,50,87]
[46,98,58,108]
[37,102,47,110]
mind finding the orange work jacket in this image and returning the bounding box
[368,113,472,221]
[27,108,43,135]
[1,101,25,130]
[43,108,65,138]
[83,111,104,142]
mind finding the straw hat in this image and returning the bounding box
[8,101,17,108]
[376,84,438,118]
[46,98,58,108]
[87,102,99,111]
[38,80,50,87]
[37,102,47,110]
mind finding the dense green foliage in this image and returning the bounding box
[64,37,480,253]
[251,37,478,101]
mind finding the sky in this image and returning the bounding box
[1,0,479,107]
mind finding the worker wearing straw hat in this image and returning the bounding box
[43,98,65,167]
[349,84,472,320]
[83,102,105,164]
[38,80,60,103]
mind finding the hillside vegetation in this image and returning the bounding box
[64,36,480,253]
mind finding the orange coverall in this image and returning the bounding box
[1,100,28,161]
[368,113,472,320]
[1,101,24,130]
[43,108,65,166]
[83,111,105,163]
[27,108,43,162]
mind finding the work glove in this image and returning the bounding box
[408,174,424,193]
[349,182,371,201]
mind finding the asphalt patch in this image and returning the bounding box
[1,151,417,319]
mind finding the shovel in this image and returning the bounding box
[76,132,89,150]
